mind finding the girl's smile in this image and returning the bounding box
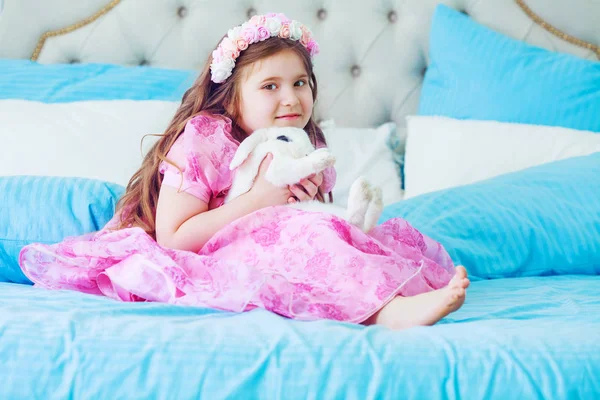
[276,113,302,120]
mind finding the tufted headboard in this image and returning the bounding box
[1,0,599,135]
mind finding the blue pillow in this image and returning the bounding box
[379,153,600,280]
[0,59,196,102]
[419,5,600,132]
[0,176,125,284]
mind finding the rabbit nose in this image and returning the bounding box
[277,135,290,142]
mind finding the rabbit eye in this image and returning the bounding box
[276,135,290,142]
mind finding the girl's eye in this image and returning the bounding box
[295,80,306,87]
[263,84,277,90]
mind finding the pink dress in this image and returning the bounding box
[19,114,455,323]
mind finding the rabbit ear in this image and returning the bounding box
[229,129,269,170]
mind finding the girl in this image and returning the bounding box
[20,13,469,330]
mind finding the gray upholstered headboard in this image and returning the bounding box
[1,0,598,134]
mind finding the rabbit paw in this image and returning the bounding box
[346,177,372,229]
[363,185,383,232]
[310,149,336,172]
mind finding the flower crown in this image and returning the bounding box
[210,13,320,84]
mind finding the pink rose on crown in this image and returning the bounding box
[300,26,311,46]
[220,37,240,59]
[235,37,249,51]
[222,49,239,60]
[257,25,270,41]
[240,24,259,44]
[307,40,319,56]
[279,23,291,39]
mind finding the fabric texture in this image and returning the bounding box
[322,121,404,205]
[380,152,600,280]
[419,5,600,132]
[403,116,600,198]
[19,114,454,323]
[2,275,599,399]
[0,176,124,284]
[0,59,195,102]
[0,99,178,186]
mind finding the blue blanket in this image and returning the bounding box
[1,275,598,399]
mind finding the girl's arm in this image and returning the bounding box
[155,154,290,253]
[156,186,262,253]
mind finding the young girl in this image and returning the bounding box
[19,13,469,330]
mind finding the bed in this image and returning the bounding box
[2,276,599,399]
[1,0,600,398]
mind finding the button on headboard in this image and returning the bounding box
[1,0,598,134]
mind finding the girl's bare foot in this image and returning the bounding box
[365,266,470,330]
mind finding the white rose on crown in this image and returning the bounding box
[210,57,235,83]
[227,26,241,41]
[289,21,303,41]
[265,17,282,37]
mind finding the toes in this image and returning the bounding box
[458,277,470,289]
[455,266,467,279]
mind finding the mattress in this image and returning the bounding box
[1,275,599,399]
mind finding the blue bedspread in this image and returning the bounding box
[1,275,599,399]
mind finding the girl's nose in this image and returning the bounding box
[280,86,300,106]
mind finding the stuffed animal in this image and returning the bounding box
[224,127,383,232]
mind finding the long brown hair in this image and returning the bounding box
[114,38,329,238]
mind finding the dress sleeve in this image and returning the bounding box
[159,115,238,203]
[315,140,337,194]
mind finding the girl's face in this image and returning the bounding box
[236,49,314,135]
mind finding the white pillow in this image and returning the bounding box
[1,99,178,186]
[1,101,404,207]
[404,116,600,198]
[322,121,404,206]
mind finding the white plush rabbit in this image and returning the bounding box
[224,127,383,232]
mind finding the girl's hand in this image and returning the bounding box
[288,172,324,203]
[247,153,293,208]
